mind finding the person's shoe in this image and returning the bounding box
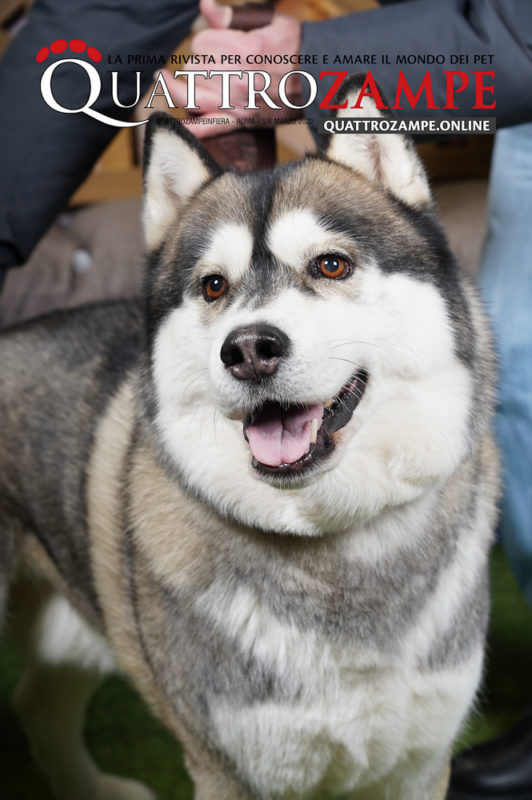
[447,709,532,799]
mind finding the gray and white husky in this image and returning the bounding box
[0,77,498,800]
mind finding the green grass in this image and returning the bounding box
[456,545,532,748]
[1,546,532,799]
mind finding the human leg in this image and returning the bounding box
[449,122,532,799]
[478,122,532,608]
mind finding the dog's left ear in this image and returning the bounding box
[322,74,432,210]
[142,112,221,251]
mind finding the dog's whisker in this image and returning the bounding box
[327,340,388,353]
[327,356,359,367]
[179,367,209,395]
[211,407,220,446]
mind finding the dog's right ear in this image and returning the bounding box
[142,113,221,251]
[321,74,432,210]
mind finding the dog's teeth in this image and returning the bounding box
[310,418,318,444]
[325,399,334,408]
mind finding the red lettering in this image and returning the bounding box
[318,69,493,114]
[473,70,495,109]
[443,70,469,109]
[318,71,348,110]
[393,70,439,109]
[350,72,388,110]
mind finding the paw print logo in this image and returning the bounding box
[36,39,101,63]
[37,39,146,128]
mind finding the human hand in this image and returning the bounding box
[161,0,303,138]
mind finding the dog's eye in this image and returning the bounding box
[316,256,351,280]
[202,275,228,302]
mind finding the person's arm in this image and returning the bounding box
[171,0,532,137]
[0,0,199,284]
[301,0,532,128]
[162,0,302,138]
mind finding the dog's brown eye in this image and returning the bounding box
[203,275,228,302]
[317,256,350,280]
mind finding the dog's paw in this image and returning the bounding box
[97,774,157,800]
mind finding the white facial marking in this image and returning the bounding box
[201,223,253,283]
[152,263,473,537]
[267,209,336,269]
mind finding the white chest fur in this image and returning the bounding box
[196,581,482,798]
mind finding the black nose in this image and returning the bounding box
[220,324,290,382]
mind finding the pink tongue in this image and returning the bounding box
[247,404,324,467]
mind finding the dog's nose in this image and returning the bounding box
[220,324,290,382]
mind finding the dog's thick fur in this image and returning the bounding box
[0,78,498,800]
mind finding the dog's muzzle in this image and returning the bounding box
[220,324,367,479]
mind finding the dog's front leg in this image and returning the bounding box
[11,592,157,800]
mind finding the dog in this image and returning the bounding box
[0,76,498,800]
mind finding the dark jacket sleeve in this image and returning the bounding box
[0,0,198,277]
[301,0,532,128]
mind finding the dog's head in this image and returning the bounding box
[141,76,474,536]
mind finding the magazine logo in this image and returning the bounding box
[38,39,147,127]
[37,41,316,128]
[38,40,496,129]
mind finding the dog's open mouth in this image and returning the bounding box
[243,370,368,476]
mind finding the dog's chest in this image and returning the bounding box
[197,582,472,798]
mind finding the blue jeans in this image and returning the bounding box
[478,123,532,608]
